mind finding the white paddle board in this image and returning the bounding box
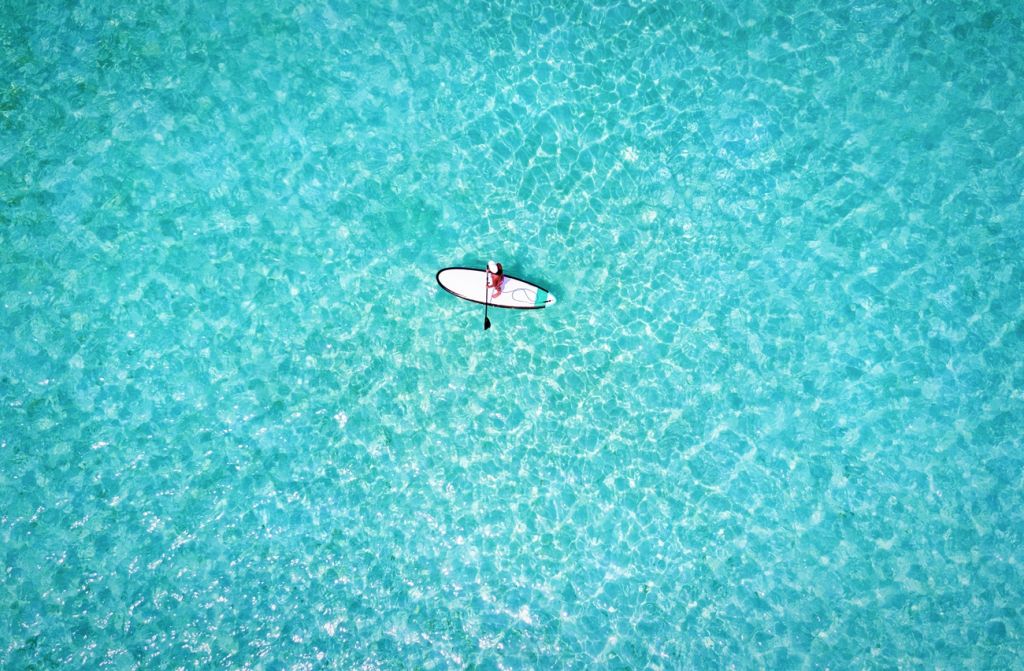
[436,267,556,309]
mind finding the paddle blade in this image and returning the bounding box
[484,317,491,330]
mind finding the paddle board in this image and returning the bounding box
[436,267,556,309]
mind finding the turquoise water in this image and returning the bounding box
[2,0,1023,667]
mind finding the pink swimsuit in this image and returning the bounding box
[488,273,505,296]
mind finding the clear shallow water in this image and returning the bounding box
[2,0,1023,667]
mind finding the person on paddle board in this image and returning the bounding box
[486,260,505,298]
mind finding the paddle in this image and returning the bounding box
[483,267,492,330]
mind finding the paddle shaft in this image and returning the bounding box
[483,269,491,330]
